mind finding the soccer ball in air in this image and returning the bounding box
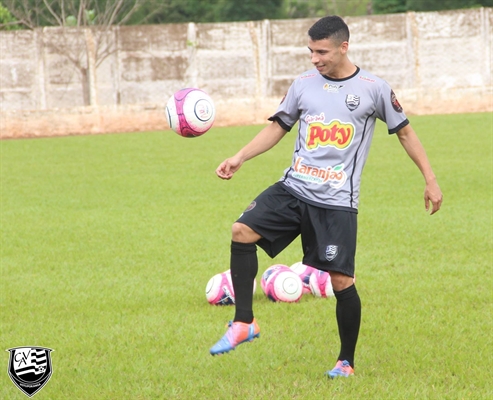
[309,269,334,298]
[264,269,303,303]
[165,88,215,137]
[290,262,317,295]
[260,264,290,294]
[205,270,256,306]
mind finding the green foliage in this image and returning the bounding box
[285,0,370,18]
[372,0,407,14]
[65,9,96,26]
[2,0,145,28]
[218,0,285,21]
[406,0,493,10]
[0,113,492,399]
[128,0,285,24]
[0,1,20,30]
[373,0,493,14]
[127,0,212,24]
[3,0,493,28]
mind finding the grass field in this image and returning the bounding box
[0,112,492,399]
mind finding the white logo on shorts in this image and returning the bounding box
[325,245,339,262]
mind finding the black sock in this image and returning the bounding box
[333,284,361,368]
[230,241,258,324]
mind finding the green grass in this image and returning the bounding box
[1,112,492,399]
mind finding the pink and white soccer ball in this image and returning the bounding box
[264,269,303,303]
[206,271,235,305]
[165,88,215,137]
[261,264,290,294]
[309,269,334,298]
[205,270,256,306]
[290,262,317,295]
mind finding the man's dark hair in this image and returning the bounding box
[308,16,350,44]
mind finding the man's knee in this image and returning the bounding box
[232,222,261,243]
[330,271,354,292]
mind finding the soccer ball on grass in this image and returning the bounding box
[205,270,256,305]
[260,264,290,294]
[290,261,317,295]
[309,269,334,298]
[264,268,303,303]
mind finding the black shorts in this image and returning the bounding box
[237,183,357,277]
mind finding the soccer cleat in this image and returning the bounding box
[325,360,354,378]
[210,319,260,355]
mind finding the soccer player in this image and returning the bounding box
[209,15,443,378]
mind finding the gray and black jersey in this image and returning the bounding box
[269,66,409,212]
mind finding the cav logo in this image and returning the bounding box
[6,347,54,397]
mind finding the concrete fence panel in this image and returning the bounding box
[0,8,491,138]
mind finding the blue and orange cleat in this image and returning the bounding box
[210,319,260,355]
[325,360,354,379]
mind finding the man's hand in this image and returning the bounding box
[424,179,443,215]
[216,155,243,180]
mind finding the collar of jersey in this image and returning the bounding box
[322,66,360,82]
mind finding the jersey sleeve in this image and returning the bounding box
[375,82,409,134]
[268,79,301,132]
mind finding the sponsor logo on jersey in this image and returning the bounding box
[346,94,360,111]
[292,157,347,188]
[391,90,403,113]
[359,75,375,83]
[323,83,344,93]
[305,119,355,151]
[300,73,316,80]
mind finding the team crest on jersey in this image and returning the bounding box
[305,117,354,151]
[6,347,54,397]
[292,157,347,188]
[345,94,360,111]
[391,90,403,112]
[323,83,344,93]
[325,245,339,262]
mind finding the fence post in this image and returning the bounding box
[186,22,198,88]
[84,28,98,106]
[35,28,47,110]
[481,7,492,87]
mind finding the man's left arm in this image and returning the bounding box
[396,124,443,215]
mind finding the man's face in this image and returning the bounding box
[308,38,347,77]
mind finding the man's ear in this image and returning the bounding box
[340,41,349,54]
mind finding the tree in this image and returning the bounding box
[0,1,20,29]
[372,0,406,14]
[285,0,371,18]
[125,0,222,24]
[217,0,285,21]
[372,0,493,14]
[406,0,493,11]
[1,0,154,106]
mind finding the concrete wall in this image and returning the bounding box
[0,8,491,138]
